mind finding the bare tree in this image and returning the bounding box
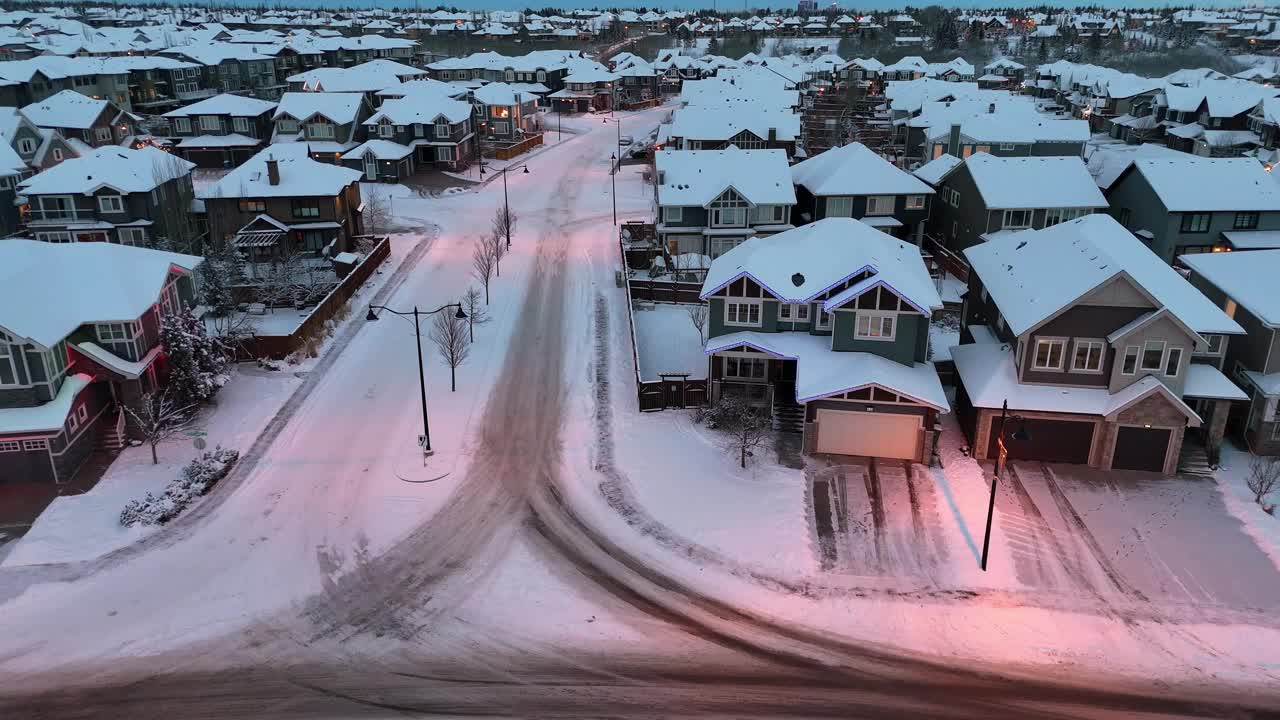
[488,230,508,278]
[492,205,518,250]
[1247,455,1280,510]
[471,236,496,303]
[430,310,470,392]
[462,286,490,342]
[207,311,258,361]
[363,187,392,236]
[703,394,769,469]
[125,388,196,465]
[686,303,708,342]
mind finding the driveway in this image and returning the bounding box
[1005,461,1280,611]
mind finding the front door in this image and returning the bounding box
[364,155,377,180]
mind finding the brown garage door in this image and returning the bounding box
[1111,426,1171,472]
[987,416,1094,465]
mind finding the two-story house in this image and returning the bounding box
[663,107,801,158]
[271,91,368,164]
[470,82,540,143]
[548,69,618,113]
[655,147,797,259]
[353,89,475,174]
[163,94,278,168]
[698,217,949,462]
[20,90,138,150]
[1182,250,1280,455]
[920,116,1090,162]
[924,153,1108,253]
[1105,156,1280,262]
[17,145,197,249]
[0,107,76,176]
[0,240,202,484]
[613,60,660,108]
[790,142,934,244]
[953,214,1246,474]
[200,143,364,282]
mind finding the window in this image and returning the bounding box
[174,117,192,133]
[95,127,111,142]
[1044,207,1089,227]
[117,227,146,245]
[307,123,335,139]
[975,144,991,154]
[97,195,124,213]
[491,120,510,135]
[905,195,926,210]
[724,355,766,380]
[1180,213,1211,233]
[35,231,71,243]
[536,69,546,82]
[1033,337,1066,370]
[709,236,745,258]
[160,281,181,315]
[0,336,17,387]
[232,117,251,134]
[999,142,1016,151]
[238,199,265,213]
[751,204,785,224]
[378,123,394,138]
[16,137,35,154]
[815,307,832,329]
[96,322,139,342]
[865,195,894,216]
[504,69,515,82]
[52,148,63,162]
[1002,209,1031,228]
[292,200,320,218]
[825,196,853,217]
[67,410,79,433]
[1206,334,1224,354]
[277,118,298,133]
[1122,345,1139,375]
[435,120,450,138]
[724,300,761,327]
[200,115,220,132]
[1165,346,1183,377]
[22,440,48,451]
[855,311,895,340]
[1071,339,1105,372]
[1140,340,1165,372]
[663,206,683,223]
[435,146,453,161]
[0,441,19,452]
[1234,212,1259,230]
[709,189,749,227]
[778,303,810,321]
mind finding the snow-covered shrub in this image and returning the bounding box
[120,447,239,527]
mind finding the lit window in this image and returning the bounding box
[905,195,926,210]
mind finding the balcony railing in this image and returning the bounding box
[26,209,89,223]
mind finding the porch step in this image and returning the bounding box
[772,403,805,434]
[95,413,127,451]
[1177,443,1215,478]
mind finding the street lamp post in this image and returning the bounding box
[365,303,467,456]
[980,399,1031,571]
[479,162,530,249]
[603,117,622,226]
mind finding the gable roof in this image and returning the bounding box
[201,142,361,199]
[1180,248,1280,327]
[700,218,941,312]
[17,145,193,195]
[163,94,278,118]
[0,240,202,349]
[1128,156,1280,212]
[791,142,933,197]
[656,147,795,207]
[964,214,1243,337]
[20,89,110,130]
[964,153,1107,210]
[273,91,363,124]
[913,152,962,186]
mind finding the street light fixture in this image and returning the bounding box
[365,302,467,456]
[980,399,1031,571]
[609,152,617,226]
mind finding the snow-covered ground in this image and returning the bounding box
[1215,444,1280,574]
[631,301,706,380]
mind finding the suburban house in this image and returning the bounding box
[200,143,364,281]
[356,87,475,173]
[0,240,202,484]
[613,60,661,107]
[470,82,540,143]
[698,217,949,462]
[548,69,618,113]
[1105,156,1280,262]
[0,106,76,174]
[662,107,801,158]
[17,145,198,248]
[163,94,278,168]
[790,142,935,244]
[20,90,139,149]
[953,214,1246,475]
[924,153,1108,253]
[654,147,796,260]
[1181,250,1280,455]
[919,115,1090,161]
[271,91,368,164]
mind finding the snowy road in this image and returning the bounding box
[0,110,1277,718]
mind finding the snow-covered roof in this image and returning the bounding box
[471,81,537,106]
[0,373,93,435]
[0,240,202,349]
[75,341,160,380]
[175,133,261,149]
[1085,142,1182,191]
[964,214,1244,337]
[791,142,933,197]
[20,89,110,130]
[964,153,1106,210]
[1129,156,1280,212]
[656,148,795,208]
[367,94,471,125]
[202,143,361,200]
[706,331,948,410]
[341,139,412,161]
[1181,249,1280,327]
[1183,362,1248,401]
[913,153,962,186]
[273,92,364,124]
[666,107,800,143]
[700,218,941,314]
[18,145,193,196]
[163,94,277,118]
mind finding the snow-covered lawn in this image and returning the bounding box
[928,310,961,361]
[631,302,707,380]
[1215,444,1280,575]
[3,366,301,567]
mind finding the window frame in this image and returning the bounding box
[291,200,321,219]
[1233,211,1259,230]
[723,300,762,328]
[232,116,252,134]
[173,117,192,133]
[825,196,853,218]
[723,354,767,381]
[1121,345,1140,375]
[864,195,895,216]
[1032,337,1067,371]
[1140,339,1166,372]
[1001,208,1032,229]
[199,115,221,132]
[1069,338,1106,373]
[854,310,896,341]
[1180,212,1211,233]
[778,302,810,322]
[15,137,35,154]
[904,194,926,210]
[663,205,683,223]
[1164,346,1184,377]
[97,194,124,213]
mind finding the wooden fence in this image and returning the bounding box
[924,234,969,283]
[493,133,544,160]
[238,236,391,360]
[620,98,660,111]
[628,278,703,304]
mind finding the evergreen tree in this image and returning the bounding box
[199,239,246,317]
[1038,36,1048,62]
[161,310,228,407]
[1087,29,1103,60]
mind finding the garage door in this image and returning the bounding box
[1111,426,1171,472]
[987,417,1094,465]
[815,409,920,460]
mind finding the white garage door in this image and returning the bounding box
[815,409,921,460]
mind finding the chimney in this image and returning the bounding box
[988,102,996,114]
[768,127,777,142]
[949,123,962,155]
[266,156,280,186]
